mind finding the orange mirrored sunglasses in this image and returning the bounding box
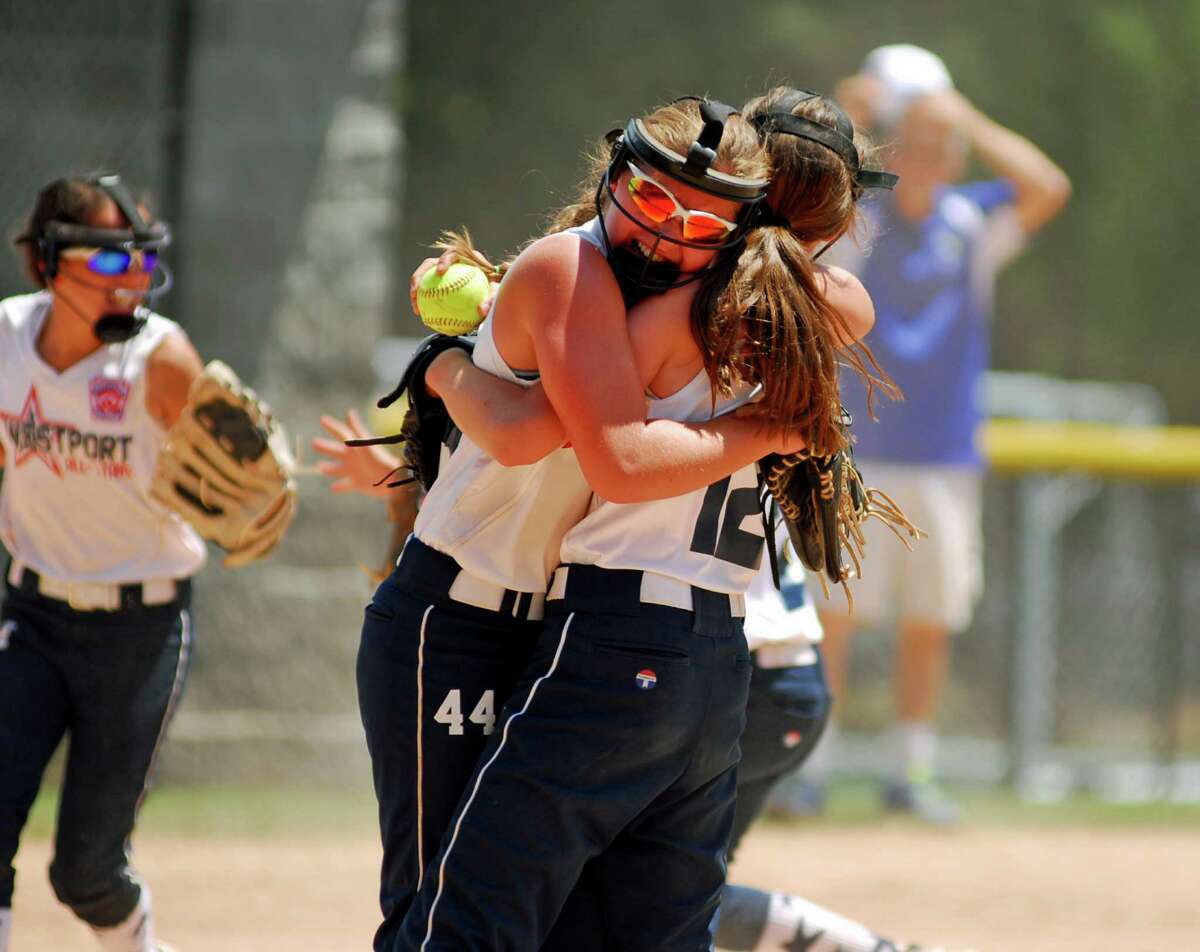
[625,162,739,244]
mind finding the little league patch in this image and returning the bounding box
[89,376,131,421]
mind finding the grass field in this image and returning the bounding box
[12,783,1200,950]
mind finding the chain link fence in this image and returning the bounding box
[3,3,1197,801]
[827,450,1200,801]
[0,0,398,789]
[0,1,181,290]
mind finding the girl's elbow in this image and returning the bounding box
[491,424,560,465]
[836,296,874,347]
[1021,172,1072,231]
[579,459,641,503]
[1048,171,1073,213]
[574,432,657,502]
[852,301,875,339]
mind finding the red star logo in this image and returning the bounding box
[7,386,70,477]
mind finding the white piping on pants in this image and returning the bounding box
[420,612,574,950]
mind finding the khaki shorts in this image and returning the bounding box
[816,462,983,632]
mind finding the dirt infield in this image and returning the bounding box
[730,822,1200,951]
[12,823,1200,950]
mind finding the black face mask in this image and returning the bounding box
[93,309,149,344]
[595,98,770,303]
[47,280,151,345]
[606,244,682,306]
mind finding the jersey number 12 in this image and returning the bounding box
[689,476,763,570]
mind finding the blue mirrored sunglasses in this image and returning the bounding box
[59,246,158,276]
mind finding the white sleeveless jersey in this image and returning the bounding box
[412,220,607,593]
[560,372,766,594]
[0,291,206,583]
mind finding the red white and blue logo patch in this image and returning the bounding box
[635,669,657,690]
[89,376,131,421]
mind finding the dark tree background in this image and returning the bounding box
[401,0,1200,422]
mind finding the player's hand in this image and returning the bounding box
[312,409,402,498]
[732,404,809,457]
[902,88,975,137]
[832,73,887,130]
[409,251,498,319]
[765,426,809,457]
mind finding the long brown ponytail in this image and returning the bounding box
[695,87,897,456]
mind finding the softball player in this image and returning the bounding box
[391,89,893,951]
[346,97,800,952]
[0,174,203,952]
[318,436,961,952]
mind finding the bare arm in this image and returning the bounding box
[421,239,865,498]
[424,350,565,466]
[836,74,1070,236]
[514,235,800,504]
[923,90,1072,234]
[813,263,874,343]
[422,275,683,468]
[146,330,205,428]
[420,271,685,467]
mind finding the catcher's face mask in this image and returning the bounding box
[39,172,173,343]
[595,98,769,304]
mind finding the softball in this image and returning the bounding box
[416,263,491,335]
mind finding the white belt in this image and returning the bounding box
[548,566,746,617]
[447,571,545,621]
[395,537,546,621]
[754,641,819,669]
[7,561,178,612]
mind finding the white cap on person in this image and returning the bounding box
[861,44,953,128]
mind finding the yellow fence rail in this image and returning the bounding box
[982,420,1200,481]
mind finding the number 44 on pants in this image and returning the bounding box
[434,689,496,736]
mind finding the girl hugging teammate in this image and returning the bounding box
[322,88,897,950]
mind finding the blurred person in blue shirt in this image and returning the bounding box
[793,45,1071,824]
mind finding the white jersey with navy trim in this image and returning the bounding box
[559,372,766,594]
[412,220,607,593]
[0,291,206,583]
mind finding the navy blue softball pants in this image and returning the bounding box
[0,577,192,927]
[395,564,753,952]
[727,650,831,857]
[357,540,541,951]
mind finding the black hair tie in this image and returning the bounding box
[756,206,792,230]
